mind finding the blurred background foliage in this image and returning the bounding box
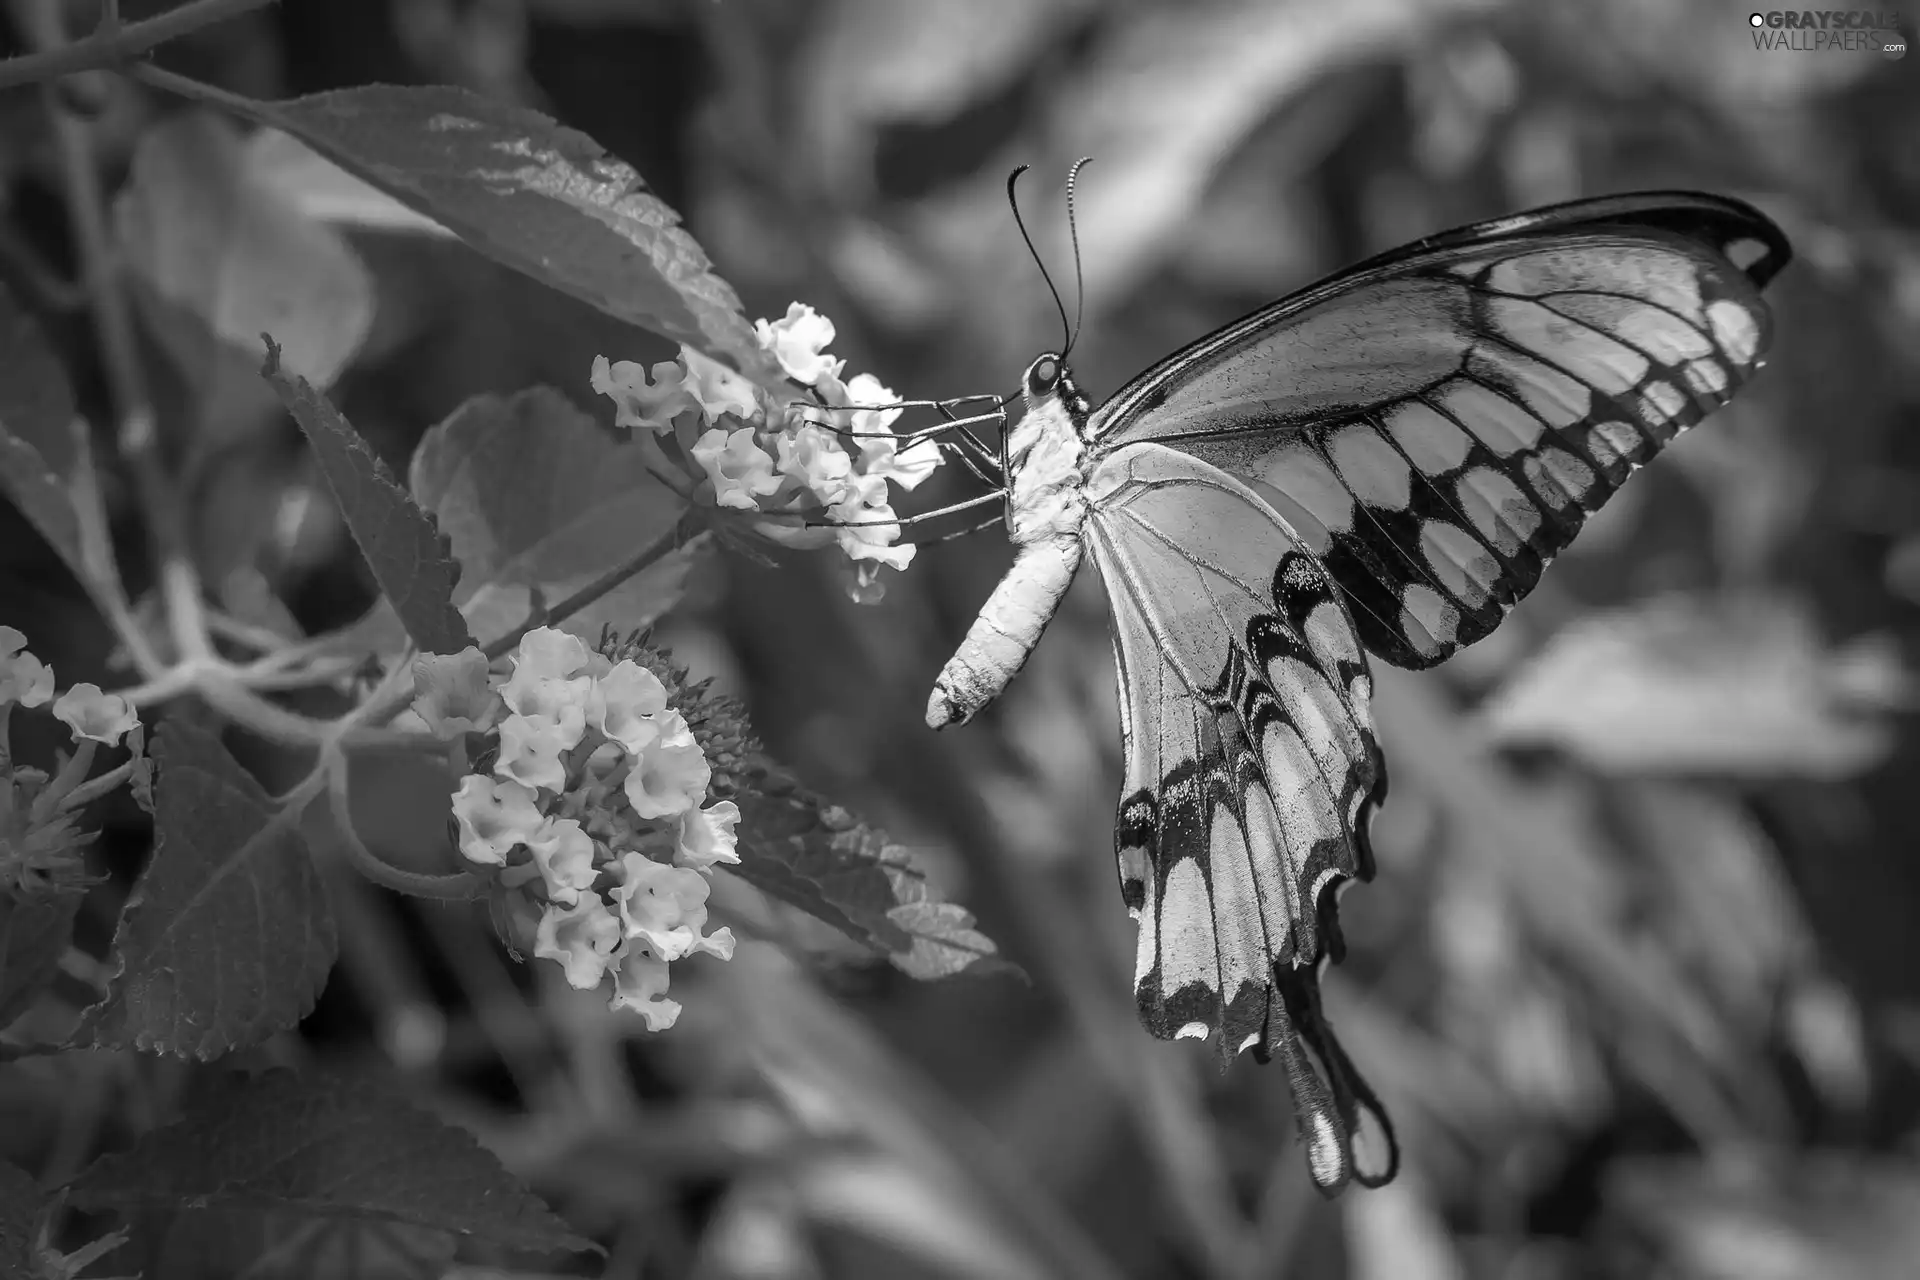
[4,0,1920,1276]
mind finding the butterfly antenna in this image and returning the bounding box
[1064,156,1093,358]
[1007,164,1072,357]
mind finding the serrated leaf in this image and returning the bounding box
[1478,593,1910,778]
[409,387,696,643]
[724,761,1008,979]
[0,889,81,1031]
[114,109,373,447]
[189,82,778,384]
[0,280,89,585]
[75,719,336,1057]
[0,1157,46,1275]
[261,340,473,656]
[69,1069,592,1257]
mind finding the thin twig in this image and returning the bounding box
[0,0,275,92]
[482,509,707,662]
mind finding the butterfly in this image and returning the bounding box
[919,180,1792,1194]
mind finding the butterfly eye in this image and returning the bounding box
[1028,356,1060,394]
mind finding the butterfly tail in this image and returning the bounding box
[1258,963,1401,1195]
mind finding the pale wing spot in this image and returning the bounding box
[1309,865,1343,907]
[1486,295,1649,394]
[1436,380,1545,456]
[1207,805,1266,1003]
[1240,783,1302,952]
[1544,293,1714,363]
[1538,447,1598,507]
[1385,401,1474,475]
[1159,857,1220,996]
[1304,600,1361,670]
[1420,520,1499,607]
[1522,456,1573,510]
[1251,478,1333,554]
[1468,347,1591,427]
[1118,843,1150,919]
[1326,424,1412,511]
[1307,1109,1347,1188]
[1455,466,1539,554]
[1260,444,1355,535]
[1399,583,1457,657]
[1238,1030,1262,1054]
[1685,357,1730,397]
[1259,720,1344,857]
[1640,379,1688,427]
[1485,244,1705,324]
[1707,299,1761,365]
[1268,654,1364,779]
[1176,1022,1210,1040]
[1133,860,1159,985]
[1724,237,1771,273]
[1585,420,1643,469]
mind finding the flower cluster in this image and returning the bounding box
[591,303,945,600]
[1,627,144,897]
[430,628,741,1030]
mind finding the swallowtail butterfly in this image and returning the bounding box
[923,184,1791,1193]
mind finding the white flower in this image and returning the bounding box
[534,896,624,990]
[411,648,500,736]
[513,627,592,681]
[608,852,735,961]
[623,710,711,819]
[51,683,139,745]
[692,426,782,510]
[590,661,669,755]
[830,483,914,572]
[776,422,855,506]
[591,354,695,431]
[526,816,600,905]
[0,627,53,709]
[680,347,762,424]
[495,713,576,792]
[450,774,546,865]
[609,941,680,1029]
[676,800,742,872]
[754,302,843,386]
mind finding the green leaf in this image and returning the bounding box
[75,719,337,1058]
[1478,593,1910,779]
[649,660,1008,979]
[410,387,696,644]
[0,889,81,1032]
[68,1068,593,1257]
[0,1157,46,1276]
[184,81,778,384]
[729,772,1008,980]
[261,340,473,656]
[0,280,90,586]
[114,110,374,444]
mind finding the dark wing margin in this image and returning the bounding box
[1087,442,1397,1193]
[1088,192,1791,670]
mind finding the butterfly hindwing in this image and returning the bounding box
[1085,443,1384,1049]
[1088,192,1788,669]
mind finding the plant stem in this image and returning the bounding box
[481,508,707,661]
[0,0,276,91]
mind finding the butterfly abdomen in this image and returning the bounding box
[927,393,1091,729]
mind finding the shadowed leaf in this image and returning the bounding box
[176,81,778,384]
[261,339,473,656]
[0,282,90,587]
[68,1068,592,1257]
[410,388,696,643]
[74,719,336,1057]
[0,889,80,1032]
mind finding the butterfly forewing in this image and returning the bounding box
[1088,193,1788,669]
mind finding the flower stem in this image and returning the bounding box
[482,508,707,661]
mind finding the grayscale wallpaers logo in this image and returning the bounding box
[1749,10,1907,58]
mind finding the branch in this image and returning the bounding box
[0,0,276,92]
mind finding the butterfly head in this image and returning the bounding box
[1019,352,1093,428]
